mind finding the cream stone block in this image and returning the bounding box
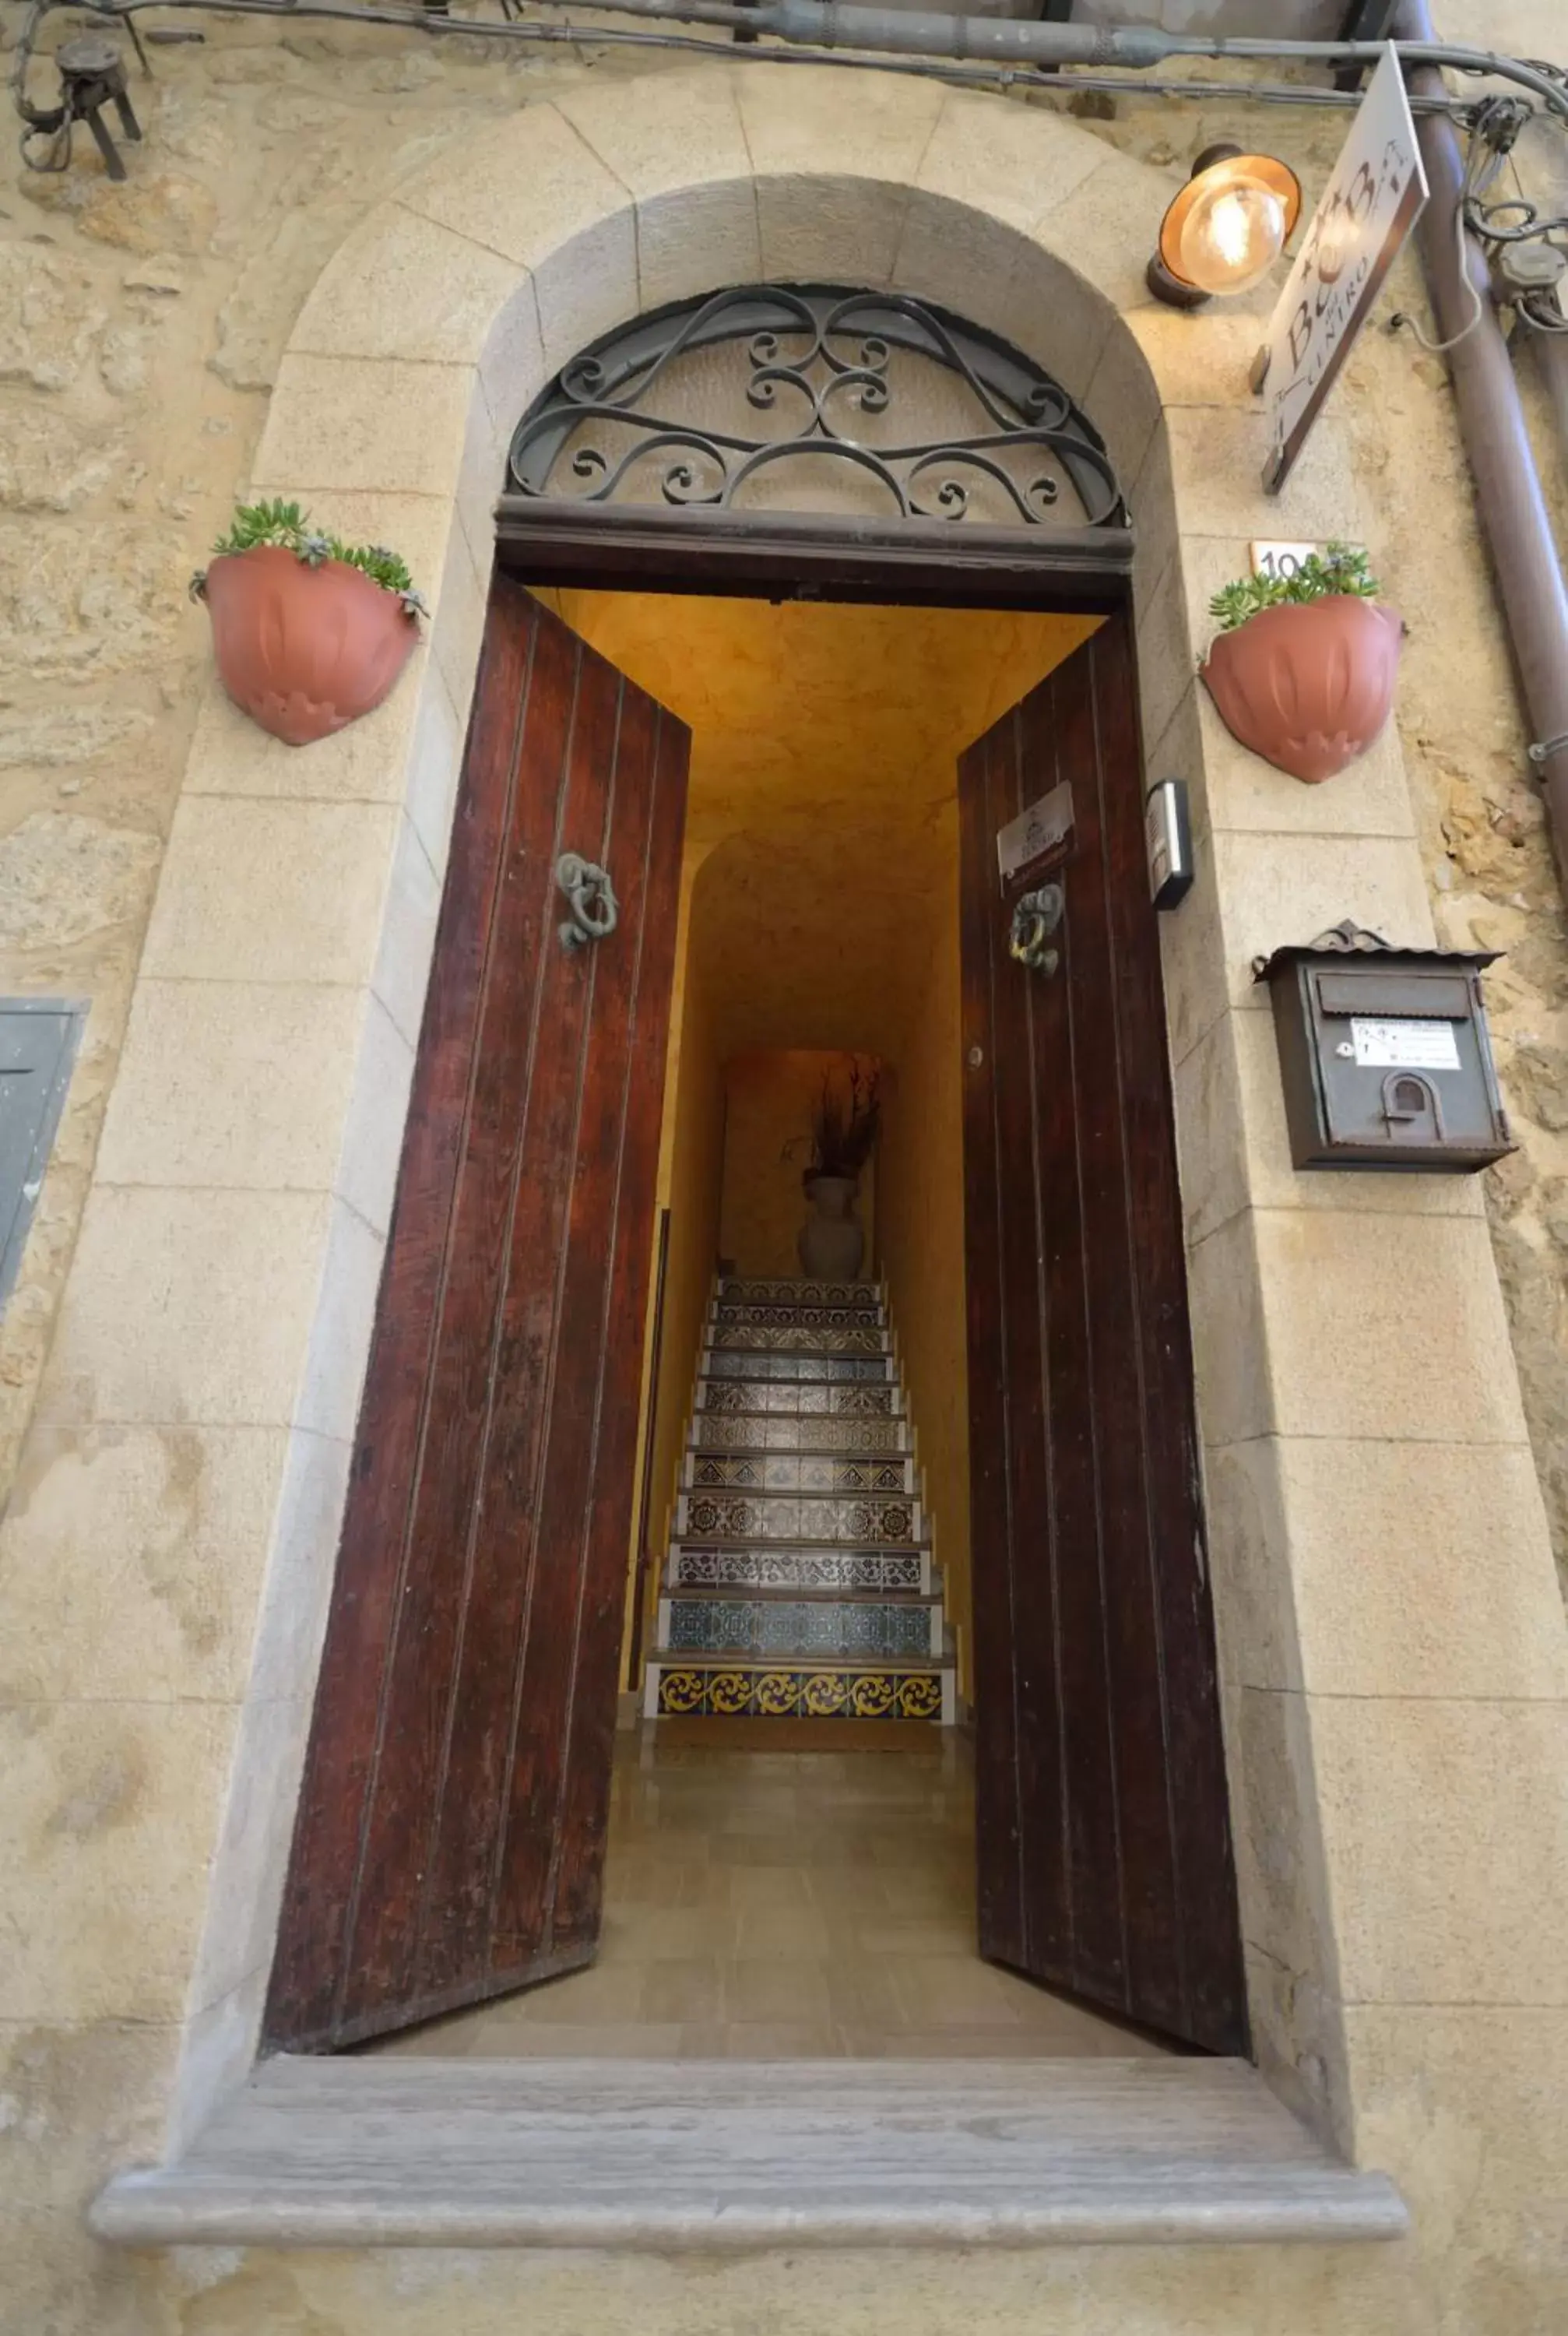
[1278,1437,1568,1702]
[0,1698,238,2021]
[1126,300,1281,421]
[1208,826,1437,1019]
[1226,1684,1348,2144]
[1157,818,1229,1068]
[1184,1204,1272,1450]
[251,354,476,500]
[0,2021,177,2223]
[1174,1010,1485,1254]
[477,283,547,455]
[1199,1434,1302,1697]
[141,798,401,990]
[741,69,944,287]
[738,68,944,188]
[554,65,759,307]
[1022,148,1175,344]
[403,100,629,275]
[188,1687,317,2020]
[454,383,509,616]
[0,1422,290,1704]
[1251,1209,1531,1448]
[1133,544,1194,758]
[339,990,414,1239]
[94,979,367,1194]
[1165,404,1373,544]
[1081,311,1165,499]
[918,86,1110,238]
[294,1197,385,1444]
[246,1427,353,1705]
[1311,1694,1568,2006]
[169,1964,271,2156]
[372,812,442,1051]
[1148,677,1420,847]
[1130,415,1176,612]
[892,196,1041,359]
[638,181,765,318]
[290,204,523,368]
[37,1187,333,1429]
[895,92,1110,368]
[1340,2002,1568,2324]
[400,104,635,378]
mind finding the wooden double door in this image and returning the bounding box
[265,581,1245,2057]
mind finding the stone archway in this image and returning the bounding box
[37,69,1558,2248]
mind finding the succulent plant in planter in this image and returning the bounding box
[191,500,427,748]
[1201,542,1402,785]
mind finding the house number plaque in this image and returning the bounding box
[997,781,1073,883]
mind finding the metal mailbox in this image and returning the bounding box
[1253,921,1514,1174]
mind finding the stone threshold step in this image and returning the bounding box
[90,2056,1408,2251]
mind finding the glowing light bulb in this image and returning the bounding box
[1150,147,1302,308]
[1179,180,1289,295]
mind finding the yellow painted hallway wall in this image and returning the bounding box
[554,590,1102,1694]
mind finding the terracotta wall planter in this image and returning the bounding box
[202,544,419,747]
[1201,594,1403,785]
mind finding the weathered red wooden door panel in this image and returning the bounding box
[958,614,1246,2055]
[265,579,689,2051]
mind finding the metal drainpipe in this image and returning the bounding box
[1394,0,1568,886]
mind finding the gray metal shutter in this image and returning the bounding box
[0,1002,84,1311]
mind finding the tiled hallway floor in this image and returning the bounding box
[380,1732,1169,2060]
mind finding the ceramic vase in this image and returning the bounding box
[202,544,419,747]
[798,1175,864,1280]
[1201,595,1402,784]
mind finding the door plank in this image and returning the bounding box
[265,582,690,2051]
[958,614,1246,2055]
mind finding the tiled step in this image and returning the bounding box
[718,1277,881,1306]
[644,1653,955,1724]
[676,1490,922,1546]
[658,1590,944,1661]
[712,1296,884,1325]
[692,1413,911,1455]
[684,1452,916,1494]
[669,1545,933,1595]
[707,1323,890,1356]
[698,1378,902,1417]
[704,1350,893,1384]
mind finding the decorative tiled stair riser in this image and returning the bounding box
[645,1275,955,1728]
[661,1596,942,1660]
[656,1668,945,1722]
[699,1381,902,1415]
[705,1352,892,1381]
[693,1414,909,1454]
[687,1455,915,1493]
[677,1493,921,1544]
[670,1548,931,1594]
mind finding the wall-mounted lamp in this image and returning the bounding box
[1148,143,1303,310]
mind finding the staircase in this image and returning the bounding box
[643,1275,956,1727]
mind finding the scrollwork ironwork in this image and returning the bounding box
[508,285,1126,530]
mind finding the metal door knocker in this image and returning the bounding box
[556,853,618,952]
[1009,882,1065,976]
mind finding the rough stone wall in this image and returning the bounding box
[4,9,1566,1592]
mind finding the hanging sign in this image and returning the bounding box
[1251,47,1428,494]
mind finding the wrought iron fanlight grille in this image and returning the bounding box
[507,286,1127,532]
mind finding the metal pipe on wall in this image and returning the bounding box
[1394,0,1568,883]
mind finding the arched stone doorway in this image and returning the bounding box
[255,276,1246,2063]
